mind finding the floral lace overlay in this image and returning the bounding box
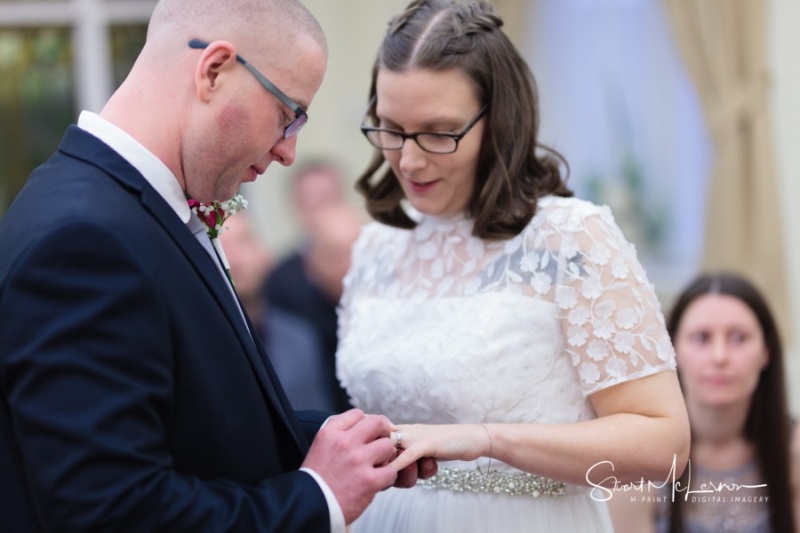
[337,196,675,429]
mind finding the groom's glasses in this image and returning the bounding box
[188,39,308,139]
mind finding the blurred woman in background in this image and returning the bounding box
[610,271,800,532]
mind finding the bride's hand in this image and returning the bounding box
[389,424,492,472]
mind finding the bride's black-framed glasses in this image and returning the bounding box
[360,96,487,154]
[188,39,308,139]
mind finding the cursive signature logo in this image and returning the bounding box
[585,455,767,502]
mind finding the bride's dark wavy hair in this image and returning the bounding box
[665,272,795,533]
[356,0,572,240]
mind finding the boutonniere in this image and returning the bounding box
[187,194,248,286]
[187,194,248,239]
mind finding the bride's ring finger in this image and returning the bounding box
[391,429,404,448]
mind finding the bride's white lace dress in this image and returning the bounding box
[337,196,676,532]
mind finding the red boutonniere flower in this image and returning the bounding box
[187,194,247,287]
[187,194,248,239]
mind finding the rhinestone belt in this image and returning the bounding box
[417,467,567,498]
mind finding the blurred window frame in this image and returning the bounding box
[0,0,157,215]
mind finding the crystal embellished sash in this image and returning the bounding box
[417,467,567,498]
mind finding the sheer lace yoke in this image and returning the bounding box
[339,196,676,401]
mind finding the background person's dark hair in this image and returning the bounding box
[356,0,572,240]
[665,272,794,533]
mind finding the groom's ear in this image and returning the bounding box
[192,40,238,102]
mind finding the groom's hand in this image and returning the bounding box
[302,409,397,524]
[394,457,438,488]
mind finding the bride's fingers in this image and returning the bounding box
[390,448,424,472]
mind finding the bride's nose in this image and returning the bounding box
[398,140,427,173]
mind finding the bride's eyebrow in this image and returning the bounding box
[377,115,401,128]
[379,114,464,131]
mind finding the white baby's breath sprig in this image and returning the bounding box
[188,194,248,240]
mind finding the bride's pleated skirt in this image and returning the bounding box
[350,484,613,533]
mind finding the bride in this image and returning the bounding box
[336,1,690,531]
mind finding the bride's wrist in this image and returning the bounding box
[480,424,493,459]
[474,424,493,474]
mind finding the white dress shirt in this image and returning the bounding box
[77,111,345,533]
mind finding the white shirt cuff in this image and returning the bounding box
[300,467,345,533]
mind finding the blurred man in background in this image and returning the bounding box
[220,212,333,411]
[266,160,362,413]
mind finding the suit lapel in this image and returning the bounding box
[58,127,307,454]
[156,202,307,452]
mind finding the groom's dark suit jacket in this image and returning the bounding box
[0,127,331,532]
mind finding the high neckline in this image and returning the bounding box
[418,210,471,228]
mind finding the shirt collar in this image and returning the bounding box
[77,111,191,223]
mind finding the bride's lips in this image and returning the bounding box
[702,374,733,387]
[407,178,440,194]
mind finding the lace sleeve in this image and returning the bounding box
[540,199,676,396]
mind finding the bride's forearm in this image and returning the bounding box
[393,372,690,487]
[394,414,687,487]
[487,414,688,486]
[480,372,689,486]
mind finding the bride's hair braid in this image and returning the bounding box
[458,1,503,35]
[402,1,504,63]
[389,0,502,44]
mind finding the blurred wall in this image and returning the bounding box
[243,1,412,256]
[768,0,800,413]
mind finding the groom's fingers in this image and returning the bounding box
[393,461,419,488]
[348,413,393,444]
[361,434,399,467]
[418,457,438,479]
[326,409,394,446]
[302,413,398,524]
[392,457,438,488]
[323,408,366,432]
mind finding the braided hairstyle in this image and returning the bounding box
[357,0,571,240]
